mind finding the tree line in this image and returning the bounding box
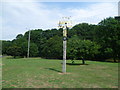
[2,17,120,62]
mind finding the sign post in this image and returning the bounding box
[27,29,31,58]
[62,23,67,73]
[58,17,72,73]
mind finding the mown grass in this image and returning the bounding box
[2,56,118,88]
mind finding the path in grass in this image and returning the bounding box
[2,57,118,88]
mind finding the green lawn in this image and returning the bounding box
[2,56,118,88]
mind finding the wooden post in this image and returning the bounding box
[62,23,67,73]
[27,30,31,58]
[62,40,66,73]
[58,16,72,73]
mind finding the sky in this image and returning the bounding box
[0,0,119,40]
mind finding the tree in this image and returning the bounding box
[96,17,120,62]
[2,16,119,62]
[23,29,63,57]
[20,42,39,57]
[29,43,39,57]
[24,29,49,57]
[20,42,28,57]
[16,34,23,39]
[7,45,22,58]
[2,41,12,55]
[41,35,62,59]
[6,42,39,58]
[69,23,96,41]
[67,36,100,64]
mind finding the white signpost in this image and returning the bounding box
[58,17,72,73]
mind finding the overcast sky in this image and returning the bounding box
[0,0,118,40]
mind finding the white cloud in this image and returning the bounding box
[2,1,60,40]
[1,1,118,40]
[67,3,117,25]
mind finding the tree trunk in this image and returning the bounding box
[14,56,16,58]
[113,53,117,63]
[71,60,75,64]
[82,58,85,64]
[113,57,117,62]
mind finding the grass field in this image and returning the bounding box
[2,56,118,88]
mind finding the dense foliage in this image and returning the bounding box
[2,17,120,62]
[67,36,100,60]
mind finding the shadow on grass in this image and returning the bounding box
[45,68,62,73]
[66,63,89,65]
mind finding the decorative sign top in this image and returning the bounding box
[58,16,72,28]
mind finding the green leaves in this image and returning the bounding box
[41,35,62,59]
[2,17,120,61]
[7,45,22,58]
[96,17,120,61]
[67,36,100,60]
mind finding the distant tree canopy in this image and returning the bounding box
[96,17,120,62]
[41,35,62,59]
[16,34,23,39]
[2,17,120,61]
